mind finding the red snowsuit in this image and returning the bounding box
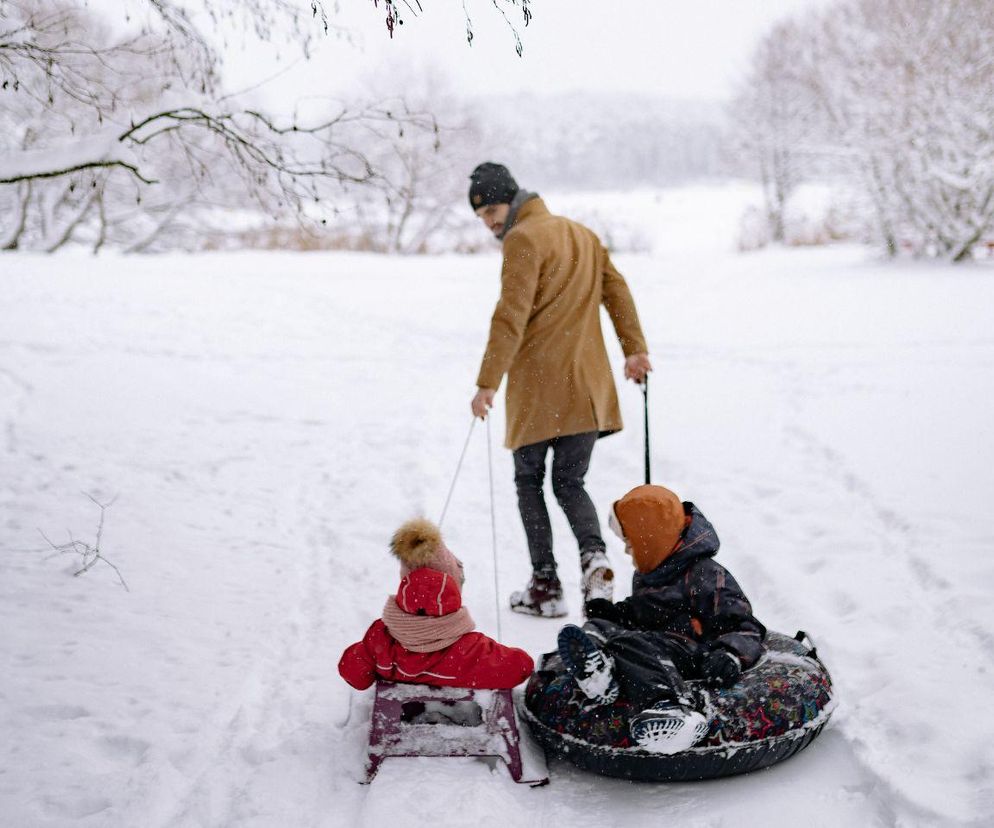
[338,568,534,690]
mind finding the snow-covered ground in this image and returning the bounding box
[2,185,993,827]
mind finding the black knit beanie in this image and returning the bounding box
[468,162,519,210]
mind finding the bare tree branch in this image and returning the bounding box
[38,493,129,591]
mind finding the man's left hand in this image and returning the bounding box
[624,352,652,383]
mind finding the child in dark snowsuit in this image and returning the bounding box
[556,484,766,754]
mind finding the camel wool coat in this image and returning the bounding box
[476,198,648,450]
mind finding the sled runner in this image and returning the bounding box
[522,631,835,782]
[364,680,548,785]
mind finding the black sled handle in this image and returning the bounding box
[794,630,820,661]
[642,374,650,485]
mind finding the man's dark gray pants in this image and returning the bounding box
[512,431,606,575]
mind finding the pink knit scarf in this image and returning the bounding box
[381,597,476,653]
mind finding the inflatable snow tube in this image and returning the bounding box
[522,631,835,782]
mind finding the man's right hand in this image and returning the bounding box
[624,352,652,383]
[471,387,496,419]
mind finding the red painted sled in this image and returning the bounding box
[364,680,547,785]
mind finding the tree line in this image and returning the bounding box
[5,0,992,261]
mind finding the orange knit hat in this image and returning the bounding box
[611,485,687,573]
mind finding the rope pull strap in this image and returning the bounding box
[438,418,476,529]
[486,416,502,643]
[437,414,502,643]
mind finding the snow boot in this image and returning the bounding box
[557,624,619,704]
[510,572,567,618]
[580,549,614,604]
[629,703,709,755]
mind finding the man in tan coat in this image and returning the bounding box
[468,162,651,617]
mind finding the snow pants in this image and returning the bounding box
[586,619,697,711]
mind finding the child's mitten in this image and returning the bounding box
[702,649,742,688]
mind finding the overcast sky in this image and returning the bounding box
[222,0,828,105]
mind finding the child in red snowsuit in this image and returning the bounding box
[338,518,534,690]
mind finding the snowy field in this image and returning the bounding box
[2,184,993,827]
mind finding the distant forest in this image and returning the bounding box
[474,93,728,190]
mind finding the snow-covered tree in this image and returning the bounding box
[728,18,823,244]
[733,0,994,261]
[841,0,994,261]
[328,62,484,254]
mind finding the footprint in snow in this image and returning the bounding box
[26,704,91,721]
[41,794,112,820]
[100,734,151,766]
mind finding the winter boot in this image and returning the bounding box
[580,549,614,604]
[629,703,709,755]
[509,571,567,618]
[556,624,619,704]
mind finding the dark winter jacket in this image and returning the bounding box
[601,504,766,669]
